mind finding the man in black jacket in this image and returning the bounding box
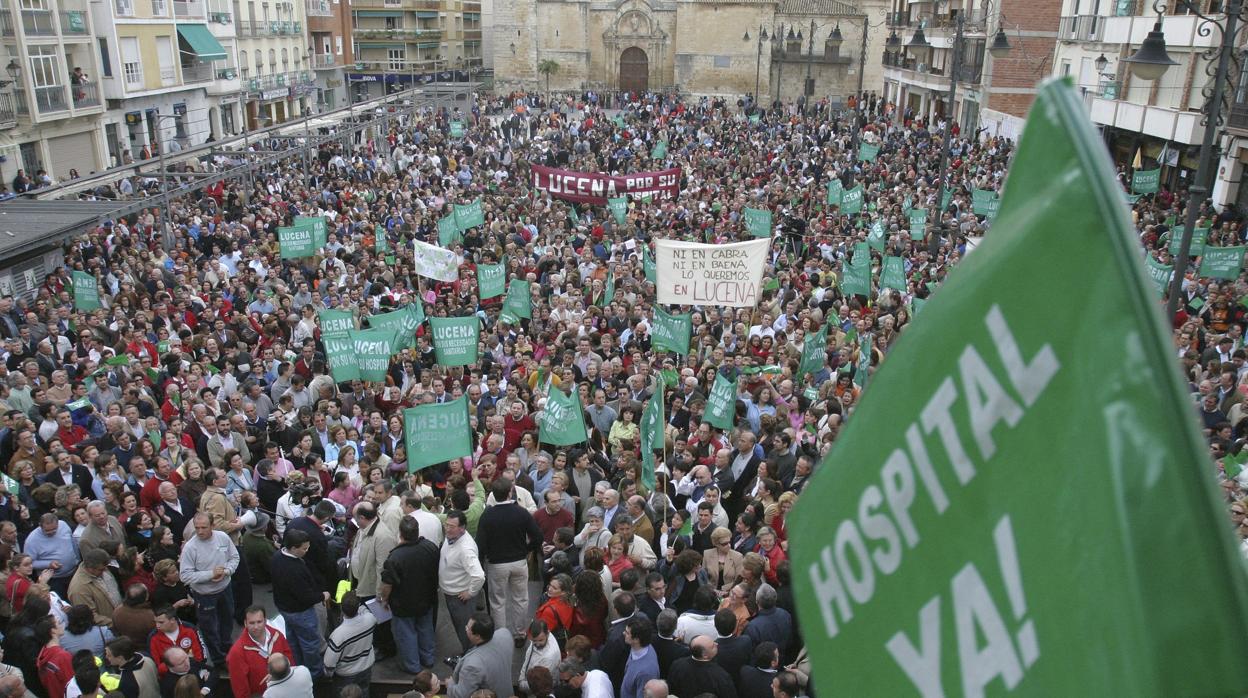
[379,516,440,674]
[738,642,781,698]
[269,528,328,679]
[652,609,691,677]
[475,476,542,645]
[287,499,337,593]
[713,609,753,689]
[668,635,738,698]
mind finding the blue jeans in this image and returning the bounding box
[191,589,234,664]
[281,606,324,678]
[333,667,371,693]
[391,610,436,673]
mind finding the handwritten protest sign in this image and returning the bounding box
[655,238,771,308]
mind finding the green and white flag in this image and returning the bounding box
[318,308,356,338]
[324,334,360,382]
[608,197,628,226]
[643,246,657,283]
[703,373,737,431]
[449,120,465,138]
[827,178,844,206]
[842,185,864,215]
[438,214,462,247]
[294,216,328,249]
[1199,246,1245,280]
[500,279,532,324]
[369,306,423,349]
[639,393,664,491]
[1132,167,1161,194]
[881,256,906,291]
[278,225,317,259]
[651,141,667,160]
[350,328,398,382]
[867,220,886,251]
[597,271,615,308]
[652,307,692,355]
[841,257,871,297]
[375,226,390,253]
[858,142,880,162]
[791,78,1248,698]
[412,239,460,282]
[1145,255,1173,296]
[539,388,589,446]
[404,396,473,471]
[745,207,773,238]
[428,316,480,366]
[1170,226,1209,257]
[478,262,507,300]
[72,271,100,311]
[454,199,486,230]
[941,189,953,211]
[972,188,998,216]
[799,323,828,379]
[909,208,928,241]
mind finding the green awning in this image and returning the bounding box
[176,24,227,62]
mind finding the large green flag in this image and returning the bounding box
[318,308,355,338]
[500,279,532,324]
[323,335,360,382]
[745,207,773,238]
[403,396,473,471]
[790,79,1248,697]
[438,214,462,247]
[608,197,628,226]
[881,256,906,291]
[827,178,844,206]
[72,271,100,311]
[799,323,828,379]
[841,257,871,297]
[1145,255,1173,296]
[1170,226,1209,257]
[703,373,737,430]
[428,316,480,366]
[643,246,657,283]
[350,329,397,382]
[651,141,667,159]
[1132,167,1161,194]
[293,216,328,249]
[369,306,423,349]
[597,271,615,308]
[652,308,692,355]
[858,142,880,162]
[639,393,663,492]
[539,389,589,446]
[278,225,317,259]
[454,199,486,230]
[867,220,886,251]
[478,262,507,299]
[1199,246,1245,280]
[842,185,864,215]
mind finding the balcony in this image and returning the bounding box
[930,9,986,29]
[237,19,261,34]
[208,9,230,22]
[181,62,213,82]
[887,11,910,26]
[1230,103,1248,132]
[114,0,134,15]
[60,10,88,34]
[174,0,204,17]
[21,9,55,36]
[0,92,16,128]
[215,66,238,79]
[33,85,66,113]
[70,81,98,107]
[354,27,443,40]
[268,20,301,34]
[313,53,337,69]
[305,0,331,15]
[0,10,12,36]
[1060,14,1105,42]
[463,28,481,40]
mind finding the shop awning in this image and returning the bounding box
[176,24,227,62]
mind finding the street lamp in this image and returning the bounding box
[1095,53,1109,73]
[744,26,769,105]
[0,59,19,88]
[1127,0,1237,321]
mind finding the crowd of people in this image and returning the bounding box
[0,83,1230,698]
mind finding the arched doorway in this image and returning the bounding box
[619,47,648,94]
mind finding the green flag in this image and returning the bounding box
[403,396,473,471]
[294,216,328,249]
[643,246,657,283]
[1132,167,1161,194]
[651,141,667,159]
[745,207,773,238]
[1225,450,1248,480]
[868,220,886,251]
[972,188,998,216]
[1199,246,1245,280]
[858,142,880,162]
[428,316,480,366]
[608,197,628,226]
[799,323,828,379]
[1145,255,1173,296]
[449,120,465,138]
[597,271,615,308]
[881,256,906,291]
[750,112,761,124]
[454,199,486,230]
[500,279,532,324]
[827,179,844,206]
[350,329,397,382]
[841,257,871,297]
[791,78,1248,698]
[324,334,360,382]
[539,389,589,446]
[842,185,864,215]
[72,271,100,311]
[909,208,928,241]
[703,373,737,431]
[640,393,663,492]
[660,368,680,388]
[369,306,423,349]
[652,308,692,355]
[478,262,507,300]
[941,189,953,211]
[318,308,355,338]
[438,214,462,247]
[278,225,317,259]
[1171,226,1210,257]
[375,226,390,253]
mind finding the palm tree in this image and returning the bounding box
[537,59,560,93]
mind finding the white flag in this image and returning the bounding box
[655,238,771,308]
[412,239,460,282]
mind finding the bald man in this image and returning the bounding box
[667,636,737,698]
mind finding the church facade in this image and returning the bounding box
[492,0,888,101]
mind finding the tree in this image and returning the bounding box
[537,59,560,93]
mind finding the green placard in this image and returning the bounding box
[538,389,589,446]
[744,207,773,238]
[750,112,761,124]
[643,246,657,283]
[438,214,462,247]
[375,226,390,253]
[608,197,628,226]
[639,393,663,491]
[500,279,532,324]
[596,271,615,308]
[293,216,328,249]
[1145,255,1173,296]
[278,225,317,259]
[1132,168,1161,194]
[403,396,473,471]
[368,305,423,349]
[881,256,906,291]
[651,141,667,159]
[1169,226,1209,257]
[842,185,864,215]
[324,334,360,382]
[841,257,871,297]
[941,189,953,211]
[1199,246,1245,280]
[799,323,828,379]
[350,328,398,382]
[858,142,880,162]
[791,78,1248,698]
[478,262,507,300]
[868,220,886,251]
[454,198,485,230]
[428,315,480,366]
[652,307,692,355]
[72,271,100,311]
[449,120,465,138]
[972,188,998,216]
[827,179,844,206]
[703,373,737,431]
[909,208,928,241]
[318,308,355,338]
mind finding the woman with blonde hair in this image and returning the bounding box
[702,526,744,596]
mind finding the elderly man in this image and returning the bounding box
[78,500,125,558]
[158,647,217,697]
[68,548,122,626]
[154,481,194,545]
[613,515,656,570]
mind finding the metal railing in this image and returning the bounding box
[933,9,986,27]
[0,92,16,127]
[268,20,300,34]
[463,28,481,40]
[70,82,98,107]
[0,10,12,36]
[21,9,55,35]
[33,85,66,113]
[1060,14,1105,41]
[237,19,261,34]
[215,66,238,79]
[60,10,88,33]
[208,9,230,22]
[173,0,204,16]
[313,53,337,69]
[181,63,213,83]
[1230,103,1248,131]
[887,10,910,25]
[305,0,331,15]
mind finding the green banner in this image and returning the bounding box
[597,271,615,308]
[1132,168,1161,194]
[318,308,355,338]
[369,306,423,349]
[539,389,589,446]
[454,199,486,230]
[703,373,737,431]
[972,189,998,216]
[858,142,880,162]
[652,307,692,355]
[841,257,871,297]
[403,396,473,471]
[350,329,398,382]
[639,394,663,492]
[608,197,628,226]
[750,112,761,124]
[745,207,773,238]
[449,120,465,138]
[881,256,906,291]
[1199,246,1245,280]
[375,226,390,253]
[294,216,328,249]
[324,334,360,382]
[1170,226,1209,257]
[909,208,928,241]
[478,263,507,300]
[72,271,100,311]
[500,279,532,324]
[941,189,952,212]
[842,185,864,215]
[278,225,317,259]
[799,323,828,379]
[651,141,667,159]
[1145,255,1173,296]
[868,220,886,251]
[429,315,480,366]
[643,246,657,283]
[791,78,1248,698]
[438,214,462,247]
[827,179,844,206]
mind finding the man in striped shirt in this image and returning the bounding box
[323,591,376,693]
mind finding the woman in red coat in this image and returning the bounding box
[534,573,575,651]
[35,616,74,698]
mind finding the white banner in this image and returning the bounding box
[655,238,771,307]
[412,239,461,282]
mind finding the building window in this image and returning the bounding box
[388,47,405,70]
[254,49,263,74]
[98,38,112,77]
[121,37,142,85]
[157,36,176,84]
[28,47,60,88]
[281,47,289,70]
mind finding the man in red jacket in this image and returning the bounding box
[148,606,209,675]
[226,605,292,698]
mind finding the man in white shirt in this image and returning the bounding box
[557,659,614,698]
[438,510,484,660]
[402,493,444,546]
